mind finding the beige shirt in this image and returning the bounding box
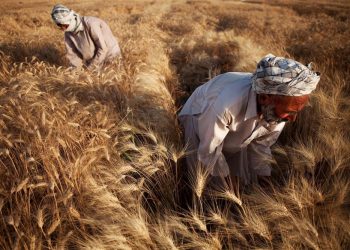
[64,16,121,68]
[179,72,285,182]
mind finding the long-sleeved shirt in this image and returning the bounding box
[179,72,285,183]
[64,16,121,69]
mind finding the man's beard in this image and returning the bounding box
[260,104,287,124]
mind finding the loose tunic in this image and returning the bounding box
[64,16,121,68]
[179,72,285,184]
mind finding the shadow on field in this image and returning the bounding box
[286,41,350,75]
[169,40,240,105]
[39,75,127,114]
[216,14,249,33]
[157,13,194,37]
[0,42,64,65]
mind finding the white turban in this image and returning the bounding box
[51,4,82,33]
[252,54,320,96]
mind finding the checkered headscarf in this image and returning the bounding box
[252,54,320,96]
[51,4,82,33]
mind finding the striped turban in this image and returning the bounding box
[252,54,320,96]
[51,4,82,33]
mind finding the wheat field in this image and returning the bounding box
[0,0,349,249]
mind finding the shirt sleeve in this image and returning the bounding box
[64,34,83,68]
[87,21,108,68]
[197,105,232,177]
[247,122,285,176]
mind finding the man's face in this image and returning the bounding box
[258,94,309,123]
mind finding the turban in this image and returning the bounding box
[252,54,320,96]
[51,4,82,33]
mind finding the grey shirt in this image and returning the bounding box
[64,16,121,68]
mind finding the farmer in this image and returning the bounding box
[51,4,121,70]
[179,54,320,187]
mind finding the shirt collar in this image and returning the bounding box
[75,17,84,33]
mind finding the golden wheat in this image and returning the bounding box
[0,0,349,249]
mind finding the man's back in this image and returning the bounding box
[179,72,253,120]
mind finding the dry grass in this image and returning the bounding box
[0,0,349,249]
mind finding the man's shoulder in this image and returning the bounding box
[217,72,252,81]
[82,16,106,26]
[179,72,252,117]
[220,72,252,78]
[216,72,253,96]
[213,72,253,117]
[210,72,252,91]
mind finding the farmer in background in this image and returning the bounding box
[51,4,121,70]
[179,54,320,189]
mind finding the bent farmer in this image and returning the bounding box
[51,4,121,70]
[179,54,320,185]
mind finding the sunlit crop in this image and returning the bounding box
[0,0,349,249]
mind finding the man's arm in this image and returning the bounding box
[87,20,109,68]
[64,34,83,68]
[197,105,231,177]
